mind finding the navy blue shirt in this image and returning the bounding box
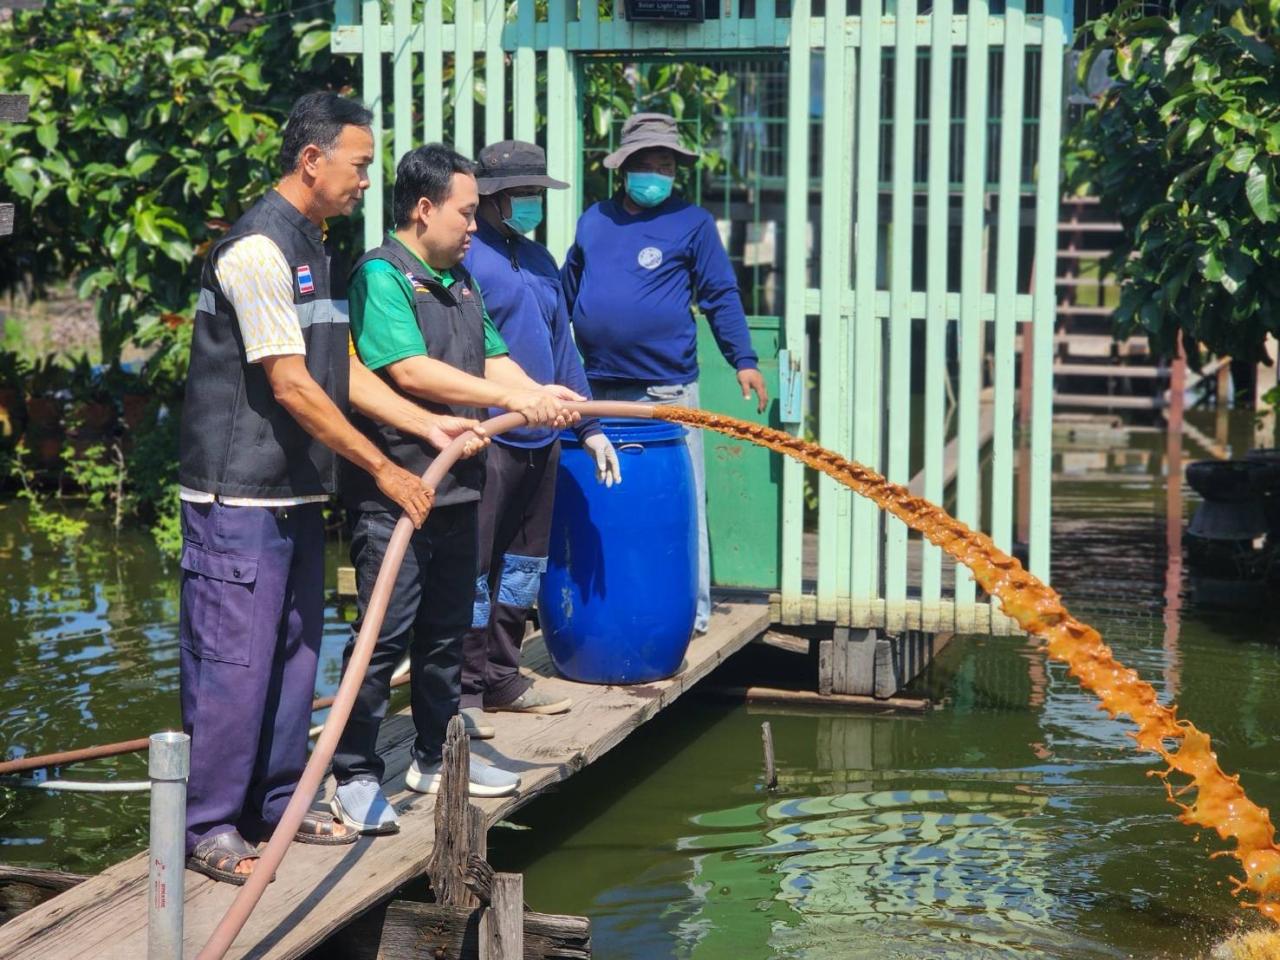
[560,195,759,386]
[464,218,599,449]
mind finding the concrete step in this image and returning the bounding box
[1055,333,1150,358]
[1057,249,1111,259]
[1058,220,1123,231]
[1054,363,1167,379]
[1057,304,1115,317]
[1056,275,1115,287]
[1054,393,1165,410]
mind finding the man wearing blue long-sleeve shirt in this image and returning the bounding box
[561,112,768,633]
[460,141,620,734]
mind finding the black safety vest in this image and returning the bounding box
[344,236,486,512]
[178,190,349,498]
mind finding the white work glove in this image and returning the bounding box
[583,433,622,487]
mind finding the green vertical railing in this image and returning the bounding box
[333,0,1068,635]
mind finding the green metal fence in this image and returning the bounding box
[332,0,1067,635]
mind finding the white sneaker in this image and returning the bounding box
[406,756,520,798]
[330,778,400,834]
[461,706,495,739]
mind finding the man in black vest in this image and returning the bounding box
[178,94,479,884]
[332,144,582,834]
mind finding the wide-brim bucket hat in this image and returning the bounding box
[475,140,569,194]
[603,112,700,170]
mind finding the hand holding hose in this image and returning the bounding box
[420,414,489,458]
[540,384,584,427]
[373,461,433,527]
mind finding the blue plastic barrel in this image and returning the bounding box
[539,418,697,684]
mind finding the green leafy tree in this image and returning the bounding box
[1064,0,1280,362]
[0,0,354,370]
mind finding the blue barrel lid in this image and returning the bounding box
[560,416,687,447]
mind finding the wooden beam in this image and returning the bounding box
[0,204,13,237]
[0,866,87,926]
[480,875,524,960]
[702,684,931,713]
[0,93,28,122]
[427,715,485,910]
[322,899,590,960]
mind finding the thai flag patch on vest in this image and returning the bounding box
[296,264,315,295]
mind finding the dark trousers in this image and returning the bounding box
[179,500,324,854]
[333,503,477,782]
[461,441,559,710]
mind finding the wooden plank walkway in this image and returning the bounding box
[0,601,770,960]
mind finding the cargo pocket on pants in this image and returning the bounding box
[179,542,259,666]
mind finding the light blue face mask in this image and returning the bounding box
[625,171,674,208]
[502,195,544,234]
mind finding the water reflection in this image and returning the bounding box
[0,503,354,872]
[497,415,1280,958]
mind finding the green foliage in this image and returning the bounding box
[0,0,355,368]
[1063,0,1280,361]
[62,438,127,527]
[580,59,737,203]
[126,403,184,553]
[5,440,87,542]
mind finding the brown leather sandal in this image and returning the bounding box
[293,810,358,846]
[186,830,262,885]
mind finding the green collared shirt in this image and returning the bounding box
[349,236,508,371]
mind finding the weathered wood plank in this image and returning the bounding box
[0,203,13,237]
[0,93,28,122]
[479,874,523,960]
[0,865,87,925]
[426,716,484,910]
[0,601,768,960]
[319,899,590,960]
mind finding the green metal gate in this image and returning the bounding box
[332,0,1067,636]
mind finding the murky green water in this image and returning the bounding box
[0,505,364,873]
[4,416,1280,957]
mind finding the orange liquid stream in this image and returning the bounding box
[656,407,1280,921]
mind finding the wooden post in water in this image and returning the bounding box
[480,874,524,960]
[761,722,777,790]
[329,714,590,958]
[426,715,486,910]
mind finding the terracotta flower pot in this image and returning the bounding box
[72,401,116,436]
[33,434,62,469]
[24,396,62,433]
[122,393,150,431]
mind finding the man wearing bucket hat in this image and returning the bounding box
[457,141,620,738]
[560,112,768,634]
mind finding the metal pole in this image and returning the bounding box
[148,731,190,960]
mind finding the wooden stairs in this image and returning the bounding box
[1052,196,1169,414]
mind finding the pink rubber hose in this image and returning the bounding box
[196,401,657,960]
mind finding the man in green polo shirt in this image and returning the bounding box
[332,144,581,835]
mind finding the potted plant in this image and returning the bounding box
[23,355,69,469]
[106,362,151,432]
[67,354,116,439]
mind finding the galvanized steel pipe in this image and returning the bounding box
[147,731,190,960]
